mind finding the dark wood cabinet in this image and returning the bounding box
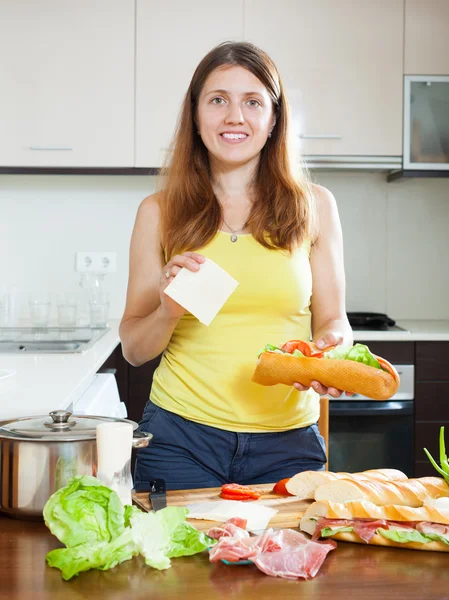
[416,342,449,380]
[98,345,162,424]
[414,341,449,477]
[357,341,414,364]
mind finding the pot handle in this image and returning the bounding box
[132,430,153,449]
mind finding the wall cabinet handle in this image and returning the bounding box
[299,134,342,140]
[29,146,73,151]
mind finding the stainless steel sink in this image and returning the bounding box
[0,327,109,354]
[0,341,83,353]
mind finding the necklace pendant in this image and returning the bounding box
[230,233,238,242]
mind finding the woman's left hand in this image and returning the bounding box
[293,330,354,398]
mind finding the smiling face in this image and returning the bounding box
[196,65,276,168]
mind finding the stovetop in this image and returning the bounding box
[347,312,409,332]
[350,324,408,332]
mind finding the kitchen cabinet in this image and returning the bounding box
[135,0,244,168]
[414,342,449,477]
[99,344,161,425]
[405,0,449,75]
[244,0,403,158]
[0,1,134,167]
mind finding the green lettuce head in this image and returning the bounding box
[43,475,125,548]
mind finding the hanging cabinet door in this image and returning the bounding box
[244,0,404,158]
[135,0,244,168]
[0,0,135,167]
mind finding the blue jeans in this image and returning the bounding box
[134,402,326,491]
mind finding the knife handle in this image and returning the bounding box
[149,479,166,494]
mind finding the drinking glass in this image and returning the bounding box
[89,288,110,329]
[56,293,78,328]
[29,296,51,328]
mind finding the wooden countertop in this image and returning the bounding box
[1,514,449,599]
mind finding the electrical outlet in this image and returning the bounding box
[75,252,117,274]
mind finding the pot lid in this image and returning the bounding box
[0,410,138,441]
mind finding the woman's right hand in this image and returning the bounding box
[160,252,205,320]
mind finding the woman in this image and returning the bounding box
[120,41,353,491]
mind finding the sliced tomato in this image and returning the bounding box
[280,340,313,357]
[221,483,262,499]
[273,478,293,496]
[220,492,258,501]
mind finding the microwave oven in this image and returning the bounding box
[403,75,449,170]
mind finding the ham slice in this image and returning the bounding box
[207,518,249,541]
[416,521,449,536]
[207,519,336,579]
[252,529,336,580]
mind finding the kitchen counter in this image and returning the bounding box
[353,320,449,341]
[0,321,120,420]
[1,514,448,600]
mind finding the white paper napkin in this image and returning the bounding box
[186,500,278,532]
[163,258,238,326]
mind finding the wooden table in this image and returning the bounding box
[1,513,449,600]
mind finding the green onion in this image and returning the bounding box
[423,426,449,486]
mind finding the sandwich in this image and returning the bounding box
[312,476,449,508]
[300,498,449,552]
[252,340,399,400]
[285,468,408,499]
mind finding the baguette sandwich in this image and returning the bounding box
[286,468,408,499]
[252,340,399,400]
[313,476,449,508]
[300,498,449,552]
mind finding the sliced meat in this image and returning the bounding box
[313,517,354,540]
[207,518,249,541]
[353,520,388,543]
[253,534,336,580]
[209,534,263,563]
[416,521,449,536]
[209,522,336,579]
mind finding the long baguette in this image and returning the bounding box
[314,476,449,507]
[251,352,399,400]
[286,468,408,499]
[300,500,449,552]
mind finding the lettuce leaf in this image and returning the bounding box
[129,507,187,570]
[130,507,215,569]
[320,526,353,537]
[43,475,125,548]
[421,532,449,547]
[44,478,215,580]
[46,528,137,581]
[324,343,382,370]
[377,528,430,545]
[167,522,214,557]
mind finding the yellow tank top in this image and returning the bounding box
[151,230,319,432]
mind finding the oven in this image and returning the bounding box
[328,364,415,477]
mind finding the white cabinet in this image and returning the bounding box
[135,0,244,168]
[405,0,449,75]
[0,1,135,167]
[244,0,403,158]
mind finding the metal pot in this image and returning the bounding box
[0,410,152,520]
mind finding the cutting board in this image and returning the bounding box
[132,484,312,532]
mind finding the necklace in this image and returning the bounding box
[221,217,246,242]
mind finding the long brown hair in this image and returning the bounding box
[157,41,315,258]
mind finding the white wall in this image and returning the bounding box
[1,172,449,322]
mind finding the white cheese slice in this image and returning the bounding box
[163,258,238,326]
[186,500,278,533]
